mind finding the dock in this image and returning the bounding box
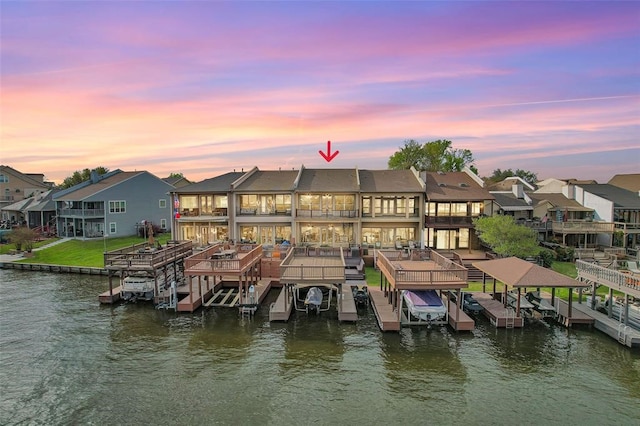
[368,287,401,331]
[564,300,640,348]
[338,284,358,322]
[553,299,595,327]
[474,293,524,328]
[269,285,294,321]
[447,299,475,331]
[98,285,122,303]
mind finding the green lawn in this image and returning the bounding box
[16,234,172,268]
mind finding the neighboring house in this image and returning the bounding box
[488,177,535,221]
[608,173,640,193]
[574,183,640,249]
[0,165,52,221]
[2,189,58,233]
[535,177,597,193]
[359,168,424,250]
[528,192,596,247]
[54,170,174,238]
[232,167,298,245]
[163,175,192,189]
[171,171,244,244]
[422,168,495,251]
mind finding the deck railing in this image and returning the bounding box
[104,240,193,270]
[296,209,358,218]
[279,246,345,283]
[551,221,614,234]
[376,249,468,287]
[576,260,640,298]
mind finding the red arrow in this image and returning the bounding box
[319,140,339,162]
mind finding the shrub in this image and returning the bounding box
[538,249,556,268]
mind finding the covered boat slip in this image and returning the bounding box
[181,243,270,313]
[270,247,357,322]
[375,249,473,331]
[472,256,590,328]
[100,240,193,303]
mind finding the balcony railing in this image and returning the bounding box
[425,215,475,226]
[362,209,420,218]
[59,208,105,217]
[614,222,640,232]
[237,208,291,216]
[296,209,358,218]
[551,220,615,234]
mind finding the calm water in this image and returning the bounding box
[1,269,639,426]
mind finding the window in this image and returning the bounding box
[200,195,213,214]
[159,199,167,209]
[109,222,117,234]
[109,201,126,213]
[0,174,8,183]
[215,195,228,208]
[362,197,371,215]
[471,202,483,216]
[451,203,467,216]
[160,219,167,230]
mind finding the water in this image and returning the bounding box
[1,269,639,425]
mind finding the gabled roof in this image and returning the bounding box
[175,172,245,194]
[295,168,359,192]
[578,184,640,209]
[491,193,533,211]
[358,169,424,193]
[0,165,50,188]
[234,170,298,192]
[608,174,640,192]
[485,176,535,191]
[528,193,592,211]
[55,171,143,201]
[423,171,494,201]
[163,176,191,187]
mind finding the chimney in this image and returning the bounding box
[512,183,524,199]
[90,170,99,183]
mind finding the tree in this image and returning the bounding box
[485,168,538,187]
[473,215,541,259]
[388,139,476,172]
[168,172,184,179]
[59,167,109,189]
[9,226,39,252]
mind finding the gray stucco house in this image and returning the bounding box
[54,169,174,239]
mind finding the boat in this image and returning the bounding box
[447,291,483,314]
[352,285,369,307]
[402,290,447,322]
[525,291,556,318]
[304,287,323,313]
[506,291,535,311]
[121,272,158,301]
[599,296,640,329]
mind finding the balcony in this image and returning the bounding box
[425,215,475,227]
[237,208,291,216]
[362,209,420,218]
[59,208,105,217]
[296,209,358,219]
[551,220,615,234]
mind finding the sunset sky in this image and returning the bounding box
[1,1,639,184]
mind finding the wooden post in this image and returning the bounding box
[551,287,556,306]
[608,287,614,318]
[568,288,573,326]
[516,287,521,317]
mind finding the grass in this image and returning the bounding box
[15,234,173,268]
[0,237,60,255]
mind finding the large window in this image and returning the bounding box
[200,195,213,214]
[300,224,353,246]
[362,226,416,247]
[0,174,8,183]
[109,201,126,214]
[451,203,467,216]
[240,225,291,244]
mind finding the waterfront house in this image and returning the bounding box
[0,165,52,223]
[359,168,425,251]
[2,189,58,234]
[171,171,244,244]
[488,177,536,222]
[54,169,174,238]
[422,168,495,251]
[231,167,297,245]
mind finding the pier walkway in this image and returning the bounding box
[474,293,524,328]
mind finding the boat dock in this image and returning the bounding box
[368,287,401,331]
[560,300,640,348]
[473,293,524,328]
[447,299,475,331]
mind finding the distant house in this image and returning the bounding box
[54,169,174,238]
[2,189,58,234]
[608,174,640,193]
[488,177,535,221]
[422,168,495,251]
[0,165,52,222]
[163,175,192,189]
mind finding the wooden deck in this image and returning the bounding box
[368,287,401,331]
[98,285,122,304]
[269,286,294,321]
[474,292,524,328]
[554,299,595,327]
[279,256,345,284]
[338,284,358,322]
[447,300,475,331]
[376,249,468,290]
